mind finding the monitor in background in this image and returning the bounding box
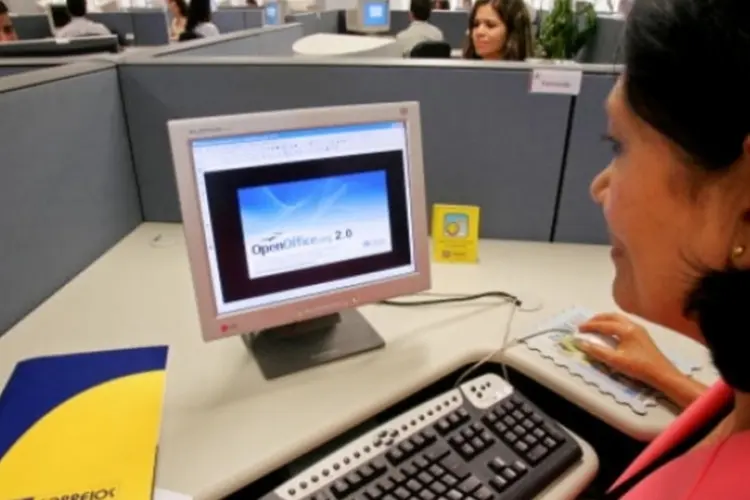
[167,102,430,380]
[263,0,286,25]
[46,4,70,32]
[0,35,119,56]
[345,0,389,34]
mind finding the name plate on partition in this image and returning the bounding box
[431,204,480,264]
[529,68,583,95]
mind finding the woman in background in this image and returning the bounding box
[181,0,220,40]
[168,0,189,41]
[462,0,532,61]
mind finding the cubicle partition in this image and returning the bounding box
[0,62,142,337]
[287,10,340,36]
[579,14,625,64]
[130,8,170,46]
[144,23,304,57]
[553,66,619,244]
[10,14,52,40]
[0,59,65,77]
[118,58,572,241]
[215,6,265,31]
[388,10,469,49]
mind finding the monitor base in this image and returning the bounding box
[242,309,385,380]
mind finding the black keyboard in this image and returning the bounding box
[261,374,582,500]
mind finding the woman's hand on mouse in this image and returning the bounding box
[575,312,677,387]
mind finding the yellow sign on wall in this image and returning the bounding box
[431,204,480,263]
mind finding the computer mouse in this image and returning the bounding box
[572,331,618,350]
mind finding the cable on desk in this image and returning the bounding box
[379,291,522,307]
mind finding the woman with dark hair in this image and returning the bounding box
[575,0,750,496]
[462,0,531,60]
[167,0,189,40]
[181,0,220,40]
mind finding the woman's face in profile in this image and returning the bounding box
[471,4,507,59]
[590,78,750,340]
[167,0,180,16]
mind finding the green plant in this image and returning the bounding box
[537,0,597,60]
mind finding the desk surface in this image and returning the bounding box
[0,223,715,499]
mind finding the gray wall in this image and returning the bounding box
[213,9,248,33]
[554,70,618,244]
[10,14,52,40]
[0,63,142,336]
[119,59,572,241]
[288,10,339,36]
[579,15,625,64]
[148,24,303,58]
[0,61,58,78]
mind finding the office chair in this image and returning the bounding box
[409,40,451,58]
[178,31,204,42]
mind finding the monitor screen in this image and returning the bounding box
[189,121,415,315]
[362,1,387,26]
[264,2,279,24]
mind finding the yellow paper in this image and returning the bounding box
[431,204,480,263]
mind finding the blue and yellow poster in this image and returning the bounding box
[0,346,169,500]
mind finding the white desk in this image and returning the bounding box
[292,33,402,58]
[0,223,715,499]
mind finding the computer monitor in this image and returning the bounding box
[263,0,287,25]
[0,35,119,57]
[167,102,430,380]
[344,0,389,34]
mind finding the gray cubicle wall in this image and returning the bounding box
[213,9,247,33]
[579,15,625,64]
[119,58,572,241]
[244,8,265,29]
[90,12,136,45]
[11,14,52,40]
[131,8,170,46]
[146,23,304,57]
[553,67,619,244]
[389,10,468,49]
[287,10,339,36]
[0,62,142,336]
[0,59,62,77]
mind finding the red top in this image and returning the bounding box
[613,380,750,499]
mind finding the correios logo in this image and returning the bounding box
[16,487,117,500]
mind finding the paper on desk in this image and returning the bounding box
[521,307,702,415]
[154,488,193,500]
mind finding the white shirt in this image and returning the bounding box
[193,22,220,38]
[55,17,111,39]
[395,21,444,56]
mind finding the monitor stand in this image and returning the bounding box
[242,309,385,380]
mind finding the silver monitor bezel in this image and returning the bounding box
[168,102,430,342]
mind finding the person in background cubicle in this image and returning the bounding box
[462,0,531,60]
[433,0,450,10]
[246,0,258,5]
[0,1,17,43]
[55,0,111,38]
[395,0,444,56]
[569,0,750,497]
[180,0,219,40]
[167,0,189,41]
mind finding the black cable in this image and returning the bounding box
[379,291,522,307]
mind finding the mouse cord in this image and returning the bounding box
[453,301,518,388]
[380,291,521,307]
[453,322,575,389]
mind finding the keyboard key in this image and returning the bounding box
[488,457,506,473]
[544,437,557,449]
[514,441,528,453]
[494,422,507,433]
[447,490,463,500]
[533,428,545,439]
[331,480,349,498]
[521,403,534,414]
[411,434,426,448]
[531,414,543,424]
[513,461,528,475]
[474,486,495,500]
[527,444,549,464]
[522,419,535,430]
[402,463,418,477]
[443,474,459,487]
[393,486,410,500]
[501,400,514,412]
[503,415,515,427]
[437,419,452,434]
[372,458,387,472]
[400,441,415,455]
[471,422,483,433]
[429,464,444,476]
[389,470,407,483]
[449,435,464,448]
[459,443,475,458]
[360,464,375,478]
[490,476,508,492]
[417,471,433,484]
[448,413,461,425]
[414,456,429,469]
[406,479,422,492]
[501,468,517,482]
[346,471,363,488]
[385,448,406,465]
[523,434,537,445]
[364,485,382,499]
[511,395,523,406]
[457,408,469,421]
[480,431,495,444]
[503,431,518,443]
[459,476,482,494]
[379,478,396,491]
[513,425,526,436]
[430,482,447,494]
[382,495,397,500]
[512,410,524,420]
[423,446,450,463]
[419,490,436,500]
[543,424,566,442]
